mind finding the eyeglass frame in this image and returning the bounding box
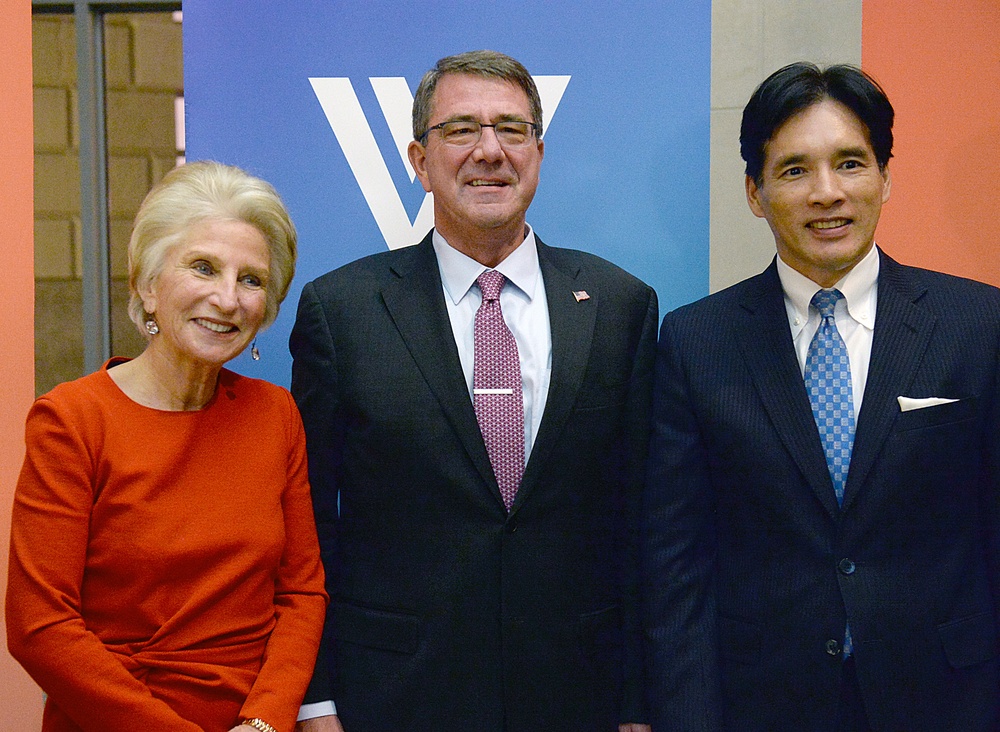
[418,119,542,147]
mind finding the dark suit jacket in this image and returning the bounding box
[290,231,657,732]
[643,250,1000,732]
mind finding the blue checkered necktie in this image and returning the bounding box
[804,288,855,657]
[804,289,855,506]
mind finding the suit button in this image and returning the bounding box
[505,518,518,533]
[825,639,841,656]
[838,558,856,575]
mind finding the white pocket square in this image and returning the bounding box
[897,396,960,412]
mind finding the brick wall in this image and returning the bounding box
[33,12,182,395]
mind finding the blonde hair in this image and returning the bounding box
[128,160,297,334]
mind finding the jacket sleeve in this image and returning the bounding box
[642,313,724,732]
[617,284,658,725]
[986,319,1000,643]
[289,280,345,706]
[5,396,202,731]
[239,391,329,731]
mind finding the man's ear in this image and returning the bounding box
[745,174,766,219]
[880,164,891,204]
[408,140,432,193]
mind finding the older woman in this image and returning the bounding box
[7,161,327,732]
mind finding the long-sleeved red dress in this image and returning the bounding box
[7,360,328,732]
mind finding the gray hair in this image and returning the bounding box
[411,50,543,141]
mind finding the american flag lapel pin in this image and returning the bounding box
[572,290,590,302]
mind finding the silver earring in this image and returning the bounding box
[145,319,159,336]
[251,339,260,361]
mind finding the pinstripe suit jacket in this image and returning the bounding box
[643,249,1000,731]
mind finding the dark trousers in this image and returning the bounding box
[836,656,872,732]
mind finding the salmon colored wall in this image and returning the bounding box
[863,0,1000,286]
[0,1,44,728]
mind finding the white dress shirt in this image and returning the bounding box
[433,225,552,458]
[776,243,880,413]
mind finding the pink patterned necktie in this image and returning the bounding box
[473,270,525,510]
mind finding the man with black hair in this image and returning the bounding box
[643,62,1000,731]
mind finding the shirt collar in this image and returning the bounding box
[433,225,541,304]
[776,244,880,333]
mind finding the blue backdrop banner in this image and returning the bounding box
[183,1,711,386]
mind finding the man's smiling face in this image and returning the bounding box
[408,73,543,254]
[746,98,891,288]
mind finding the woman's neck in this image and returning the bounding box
[107,348,221,411]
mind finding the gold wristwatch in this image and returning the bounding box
[243,718,278,732]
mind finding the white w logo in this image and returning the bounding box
[310,75,571,250]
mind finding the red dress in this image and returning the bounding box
[6,360,327,732]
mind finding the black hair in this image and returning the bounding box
[740,62,894,183]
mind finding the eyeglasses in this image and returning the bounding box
[419,120,541,147]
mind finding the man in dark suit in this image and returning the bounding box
[643,62,1000,731]
[291,50,655,732]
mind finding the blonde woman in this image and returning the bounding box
[7,161,327,732]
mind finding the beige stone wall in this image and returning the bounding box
[32,12,182,395]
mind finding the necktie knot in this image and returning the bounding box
[811,288,844,320]
[478,270,506,302]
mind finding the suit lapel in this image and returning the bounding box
[379,234,500,499]
[513,241,598,511]
[842,251,934,510]
[737,263,842,517]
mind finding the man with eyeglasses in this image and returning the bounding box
[291,50,655,732]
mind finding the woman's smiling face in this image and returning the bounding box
[142,218,271,369]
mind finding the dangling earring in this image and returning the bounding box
[145,318,159,336]
[251,339,260,361]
